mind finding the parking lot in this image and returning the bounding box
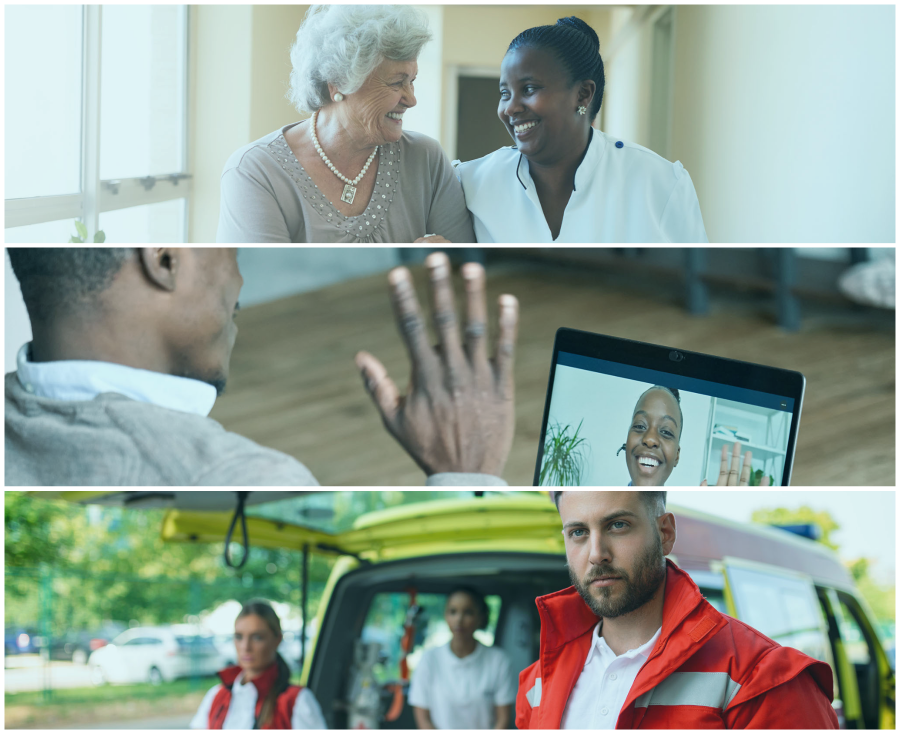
[4,655,94,694]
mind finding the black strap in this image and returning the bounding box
[224,491,250,569]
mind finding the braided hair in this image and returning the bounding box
[507,16,605,120]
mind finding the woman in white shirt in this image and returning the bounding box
[408,587,517,729]
[455,16,708,243]
[190,599,326,729]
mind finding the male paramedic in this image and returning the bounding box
[516,491,839,729]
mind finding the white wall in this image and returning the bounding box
[544,366,711,486]
[188,5,254,244]
[602,8,654,147]
[669,6,895,242]
[402,5,443,142]
[5,252,32,373]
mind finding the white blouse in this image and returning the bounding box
[407,642,517,729]
[454,129,708,243]
[189,673,326,729]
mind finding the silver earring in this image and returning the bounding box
[333,93,344,102]
[577,105,587,116]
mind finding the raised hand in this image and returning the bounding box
[700,442,770,486]
[355,252,519,477]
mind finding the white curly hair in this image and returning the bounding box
[287,5,432,114]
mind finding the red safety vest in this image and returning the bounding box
[516,560,839,729]
[209,663,303,729]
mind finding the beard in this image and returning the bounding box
[569,532,666,619]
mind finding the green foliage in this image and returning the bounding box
[5,492,74,570]
[748,469,776,487]
[68,220,106,243]
[5,496,337,634]
[848,558,895,624]
[540,420,589,486]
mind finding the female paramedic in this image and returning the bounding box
[190,599,326,729]
[408,586,517,729]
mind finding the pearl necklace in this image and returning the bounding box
[311,109,378,205]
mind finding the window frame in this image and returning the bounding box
[4,5,192,240]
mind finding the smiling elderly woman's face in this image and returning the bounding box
[339,59,418,147]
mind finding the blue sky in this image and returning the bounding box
[668,490,895,583]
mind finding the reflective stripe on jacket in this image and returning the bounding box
[516,560,839,729]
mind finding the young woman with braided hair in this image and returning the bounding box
[190,600,326,729]
[455,17,708,243]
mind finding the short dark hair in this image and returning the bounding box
[7,247,131,322]
[638,385,684,437]
[446,585,490,630]
[507,16,605,120]
[550,491,667,519]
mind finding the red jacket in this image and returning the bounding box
[209,663,303,729]
[516,560,839,729]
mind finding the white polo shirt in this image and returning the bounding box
[407,642,517,729]
[560,622,662,729]
[454,129,708,243]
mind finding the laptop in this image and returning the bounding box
[534,328,805,487]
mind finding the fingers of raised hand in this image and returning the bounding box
[425,252,467,383]
[355,351,402,426]
[716,444,730,485]
[388,266,436,371]
[494,294,519,397]
[739,451,753,486]
[727,442,743,486]
[461,262,488,365]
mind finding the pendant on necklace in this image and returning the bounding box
[341,184,357,204]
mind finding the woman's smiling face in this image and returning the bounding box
[343,59,418,146]
[626,389,681,486]
[498,45,591,162]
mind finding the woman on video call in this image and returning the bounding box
[455,17,709,243]
[622,386,769,486]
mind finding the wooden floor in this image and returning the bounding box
[211,261,896,486]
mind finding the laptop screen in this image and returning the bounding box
[537,347,800,487]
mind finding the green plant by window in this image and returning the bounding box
[540,419,590,486]
[69,220,106,243]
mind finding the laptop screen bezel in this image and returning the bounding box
[533,327,806,486]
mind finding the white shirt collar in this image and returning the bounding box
[442,640,484,665]
[15,342,217,417]
[514,127,606,193]
[584,621,662,668]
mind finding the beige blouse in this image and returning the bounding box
[217,121,475,243]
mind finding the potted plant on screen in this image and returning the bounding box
[540,419,590,486]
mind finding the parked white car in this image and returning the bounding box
[88,625,222,685]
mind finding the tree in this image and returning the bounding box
[4,492,74,569]
[4,496,337,635]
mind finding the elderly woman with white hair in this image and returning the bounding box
[217,5,474,243]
